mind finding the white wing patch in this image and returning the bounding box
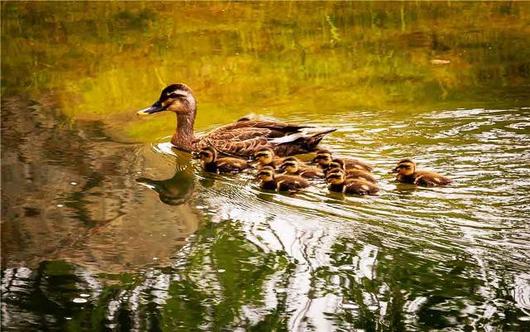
[268,133,304,144]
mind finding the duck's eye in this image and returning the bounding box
[168,93,186,99]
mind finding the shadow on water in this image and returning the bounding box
[2,2,530,331]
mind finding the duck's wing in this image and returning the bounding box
[209,120,311,138]
[197,134,270,157]
[196,120,335,157]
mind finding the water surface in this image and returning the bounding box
[2,2,530,331]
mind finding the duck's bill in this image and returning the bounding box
[137,101,165,115]
[389,167,399,174]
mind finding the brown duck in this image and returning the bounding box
[326,170,379,196]
[198,146,249,174]
[257,166,309,192]
[137,84,336,157]
[391,159,452,187]
[312,149,373,172]
[278,157,324,179]
[325,159,377,183]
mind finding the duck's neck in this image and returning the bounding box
[328,182,344,193]
[397,173,416,184]
[172,111,196,152]
[261,180,277,191]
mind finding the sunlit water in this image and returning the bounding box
[2,2,530,331]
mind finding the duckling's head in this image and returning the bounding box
[326,158,346,173]
[254,148,275,165]
[312,149,333,167]
[326,170,345,185]
[279,158,299,174]
[198,146,217,164]
[391,159,416,176]
[137,83,196,115]
[257,166,275,182]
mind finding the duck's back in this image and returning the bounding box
[344,178,379,195]
[344,169,377,183]
[275,175,309,191]
[216,157,249,173]
[414,170,452,186]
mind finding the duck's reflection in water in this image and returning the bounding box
[136,150,196,206]
[1,97,201,274]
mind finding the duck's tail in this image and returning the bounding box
[270,128,336,156]
[305,128,336,148]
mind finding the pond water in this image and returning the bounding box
[2,2,530,331]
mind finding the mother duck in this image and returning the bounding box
[137,83,335,157]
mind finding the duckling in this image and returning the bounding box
[326,170,379,196]
[198,146,249,174]
[391,159,451,187]
[256,166,309,192]
[312,149,373,172]
[312,149,333,168]
[278,157,324,179]
[253,147,284,168]
[326,165,377,184]
[326,159,377,183]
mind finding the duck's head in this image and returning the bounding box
[279,157,299,174]
[137,83,196,115]
[254,148,275,165]
[257,166,275,182]
[391,159,416,176]
[326,169,345,185]
[198,146,217,164]
[312,149,333,167]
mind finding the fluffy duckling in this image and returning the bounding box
[198,146,249,174]
[326,161,377,184]
[391,159,451,187]
[253,147,284,168]
[278,157,324,179]
[326,170,379,196]
[312,149,373,172]
[256,166,309,192]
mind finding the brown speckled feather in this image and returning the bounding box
[193,121,334,157]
